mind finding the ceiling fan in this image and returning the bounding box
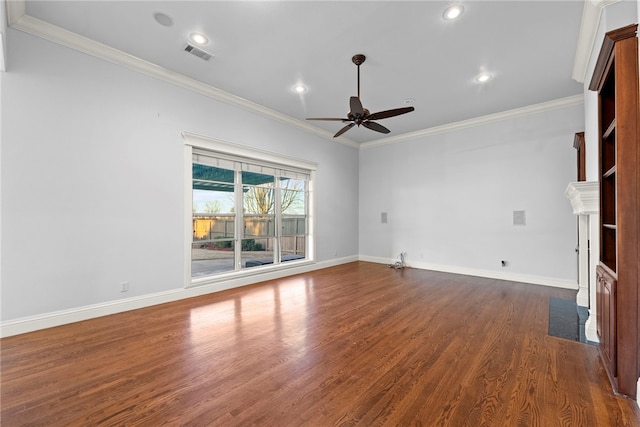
[306,54,415,138]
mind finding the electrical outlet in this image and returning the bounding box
[121,281,129,292]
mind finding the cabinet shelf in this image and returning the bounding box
[603,118,617,139]
[602,117,616,139]
[601,131,616,172]
[603,165,617,178]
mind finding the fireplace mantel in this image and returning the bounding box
[565,180,599,342]
[565,181,599,215]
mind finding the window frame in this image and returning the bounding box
[183,132,316,287]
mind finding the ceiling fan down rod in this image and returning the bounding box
[357,64,360,99]
[352,54,366,100]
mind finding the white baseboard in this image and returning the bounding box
[358,255,395,265]
[0,256,358,338]
[359,256,579,290]
[0,255,577,338]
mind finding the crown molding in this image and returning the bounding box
[5,0,25,27]
[0,1,6,72]
[572,0,621,83]
[360,94,584,150]
[5,0,589,151]
[5,1,359,149]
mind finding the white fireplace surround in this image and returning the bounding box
[566,181,599,216]
[565,181,599,342]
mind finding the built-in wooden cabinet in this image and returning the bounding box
[589,24,639,397]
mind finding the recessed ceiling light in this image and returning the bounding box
[153,12,173,27]
[189,32,208,45]
[443,5,464,21]
[293,84,307,94]
[475,72,492,83]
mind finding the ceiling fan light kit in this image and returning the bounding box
[306,54,415,138]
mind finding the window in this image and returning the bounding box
[184,133,315,283]
[192,163,236,276]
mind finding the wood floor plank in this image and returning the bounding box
[2,262,639,426]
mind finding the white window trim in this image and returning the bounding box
[182,131,317,288]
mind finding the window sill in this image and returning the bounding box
[188,258,316,288]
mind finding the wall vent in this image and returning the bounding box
[513,210,526,226]
[184,44,213,61]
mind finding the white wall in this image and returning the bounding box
[359,103,584,285]
[6,1,633,328]
[1,29,359,322]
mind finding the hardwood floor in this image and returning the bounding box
[2,262,639,426]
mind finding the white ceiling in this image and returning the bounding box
[20,1,586,144]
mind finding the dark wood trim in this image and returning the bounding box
[573,131,585,149]
[614,34,640,396]
[589,24,638,91]
[573,132,586,181]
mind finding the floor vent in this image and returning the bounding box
[184,44,213,61]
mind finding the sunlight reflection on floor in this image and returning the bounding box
[188,278,316,362]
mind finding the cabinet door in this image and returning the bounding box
[596,265,617,377]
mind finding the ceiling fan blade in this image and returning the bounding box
[306,117,350,121]
[363,121,390,134]
[350,96,364,116]
[367,106,415,121]
[333,122,355,138]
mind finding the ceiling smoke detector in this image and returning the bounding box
[184,44,213,61]
[153,12,173,27]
